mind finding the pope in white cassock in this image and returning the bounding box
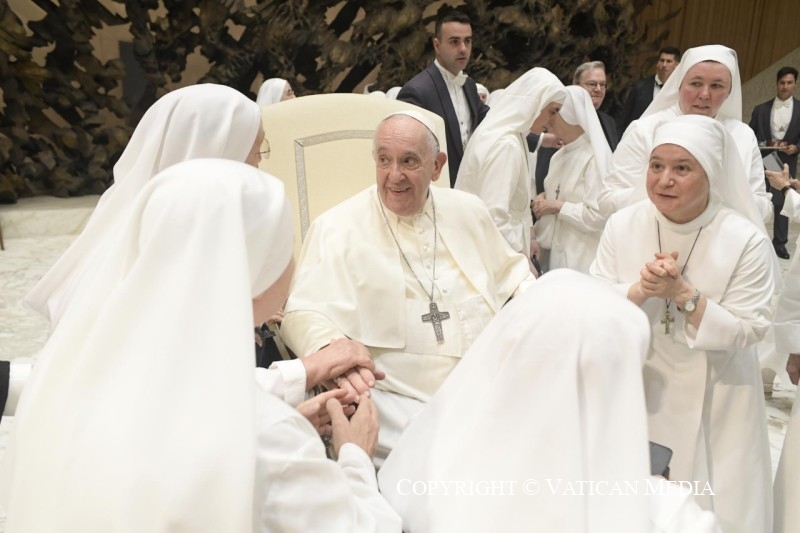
[591,114,778,533]
[765,164,800,533]
[281,110,535,463]
[598,44,772,223]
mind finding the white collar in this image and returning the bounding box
[434,59,467,87]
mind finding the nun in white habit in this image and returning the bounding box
[0,159,401,532]
[598,45,771,222]
[532,85,612,273]
[455,67,566,260]
[766,164,800,533]
[378,269,722,532]
[256,77,296,105]
[22,83,379,412]
[26,83,265,331]
[591,114,777,533]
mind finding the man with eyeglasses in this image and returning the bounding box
[574,61,619,151]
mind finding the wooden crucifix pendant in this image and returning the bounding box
[661,306,675,334]
[422,301,450,343]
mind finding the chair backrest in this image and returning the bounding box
[259,93,449,256]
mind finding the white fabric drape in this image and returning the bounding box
[1,160,292,532]
[25,84,262,330]
[455,67,566,256]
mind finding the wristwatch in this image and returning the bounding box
[678,289,701,314]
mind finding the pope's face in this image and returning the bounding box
[374,116,446,217]
[678,61,732,118]
[433,22,472,76]
[646,144,709,224]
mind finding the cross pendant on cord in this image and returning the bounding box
[421,301,450,343]
[661,307,675,334]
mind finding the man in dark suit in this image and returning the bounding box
[397,11,489,187]
[617,47,682,135]
[749,66,800,259]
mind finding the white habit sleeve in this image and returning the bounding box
[254,388,401,532]
[684,235,774,350]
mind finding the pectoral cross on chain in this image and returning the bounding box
[661,307,675,334]
[421,301,450,343]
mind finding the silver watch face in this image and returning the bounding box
[684,300,696,312]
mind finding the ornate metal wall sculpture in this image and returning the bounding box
[0,0,672,202]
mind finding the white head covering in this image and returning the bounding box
[385,86,402,99]
[650,114,766,235]
[25,83,262,330]
[475,82,489,101]
[457,68,566,184]
[378,269,653,532]
[472,68,565,139]
[560,85,613,176]
[256,77,290,106]
[1,159,293,531]
[386,109,440,147]
[641,45,742,121]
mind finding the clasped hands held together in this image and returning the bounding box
[296,338,384,457]
[532,192,564,218]
[629,252,705,326]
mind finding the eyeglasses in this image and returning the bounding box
[252,148,271,159]
[582,81,608,90]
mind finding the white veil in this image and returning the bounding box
[25,84,262,330]
[2,159,293,531]
[256,78,289,106]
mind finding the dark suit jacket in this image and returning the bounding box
[617,77,656,135]
[749,97,800,176]
[598,110,619,152]
[398,63,490,186]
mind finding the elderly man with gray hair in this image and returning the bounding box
[573,60,619,150]
[281,110,535,465]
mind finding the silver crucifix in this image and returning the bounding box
[421,301,450,343]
